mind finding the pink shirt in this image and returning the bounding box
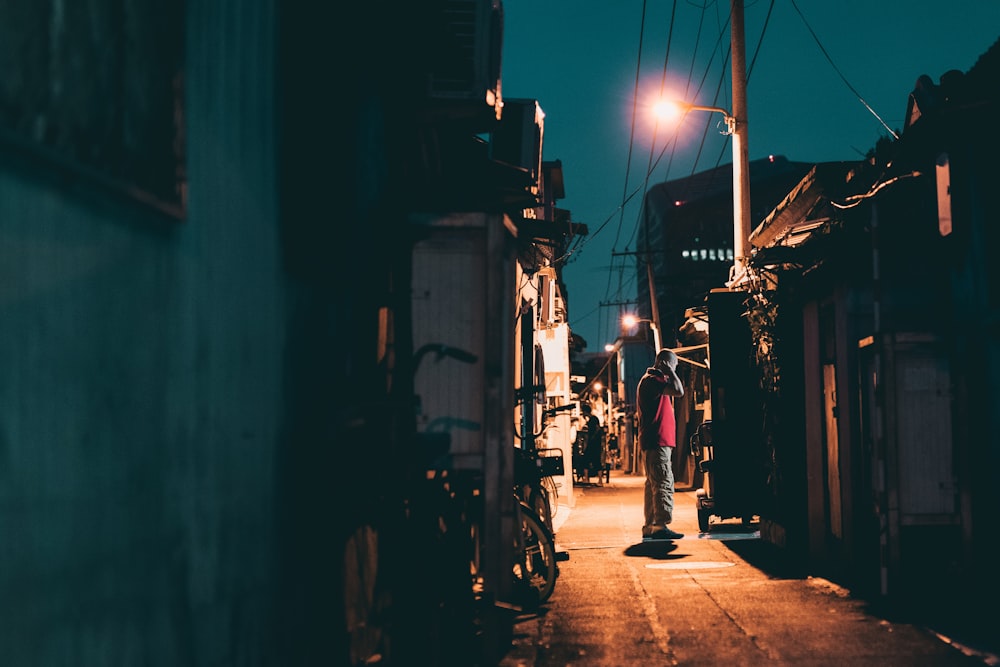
[655,394,677,448]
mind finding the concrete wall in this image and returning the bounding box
[0,3,285,664]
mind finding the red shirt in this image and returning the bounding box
[655,393,676,448]
[637,367,677,449]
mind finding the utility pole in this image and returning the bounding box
[730,0,751,285]
[611,242,665,348]
[646,260,663,349]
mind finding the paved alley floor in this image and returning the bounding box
[499,469,999,666]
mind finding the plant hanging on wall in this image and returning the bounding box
[742,266,781,396]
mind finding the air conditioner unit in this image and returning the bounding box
[425,0,503,125]
[492,98,543,182]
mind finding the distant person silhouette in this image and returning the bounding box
[576,404,603,483]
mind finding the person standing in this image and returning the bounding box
[574,404,603,483]
[637,348,685,540]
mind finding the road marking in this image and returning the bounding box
[696,531,760,540]
[646,561,735,569]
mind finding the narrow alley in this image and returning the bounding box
[500,471,999,666]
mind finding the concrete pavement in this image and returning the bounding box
[499,469,999,666]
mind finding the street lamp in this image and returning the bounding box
[658,99,750,285]
[655,1,751,285]
[621,314,662,351]
[654,100,735,134]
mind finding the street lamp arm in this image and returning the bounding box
[669,93,748,280]
[621,315,662,351]
[681,104,736,135]
[684,103,732,120]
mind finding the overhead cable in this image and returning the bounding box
[788,0,900,140]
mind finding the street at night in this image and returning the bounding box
[501,472,998,666]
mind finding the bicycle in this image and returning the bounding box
[344,343,484,664]
[516,402,573,533]
[511,496,558,609]
[514,445,557,533]
[540,471,560,521]
[512,443,565,609]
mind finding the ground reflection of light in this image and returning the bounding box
[696,531,760,541]
[646,562,735,569]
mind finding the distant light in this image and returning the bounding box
[768,154,775,162]
[674,200,684,206]
[605,344,615,352]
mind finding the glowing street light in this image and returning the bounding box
[655,98,749,284]
[653,2,752,285]
[621,314,662,352]
[653,100,735,135]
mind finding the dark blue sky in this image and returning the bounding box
[500,0,1000,350]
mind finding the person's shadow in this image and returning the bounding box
[623,541,681,559]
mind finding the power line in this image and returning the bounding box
[788,0,899,139]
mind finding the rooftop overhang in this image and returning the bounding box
[748,162,861,265]
[511,215,588,243]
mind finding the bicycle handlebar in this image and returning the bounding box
[414,343,479,370]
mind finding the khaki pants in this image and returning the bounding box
[642,445,675,530]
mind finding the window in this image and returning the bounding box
[0,1,185,217]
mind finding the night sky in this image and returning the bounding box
[501,0,1000,350]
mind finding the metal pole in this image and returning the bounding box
[649,321,663,352]
[730,0,751,284]
[645,257,663,344]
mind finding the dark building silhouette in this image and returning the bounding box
[636,156,813,345]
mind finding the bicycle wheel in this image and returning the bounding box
[512,502,557,607]
[541,474,559,520]
[526,482,553,535]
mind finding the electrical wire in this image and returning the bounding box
[830,171,923,209]
[571,0,900,348]
[651,0,712,195]
[566,1,772,343]
[612,0,649,256]
[566,1,731,341]
[788,0,899,140]
[559,2,723,265]
[599,0,652,348]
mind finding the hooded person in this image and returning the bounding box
[636,348,685,540]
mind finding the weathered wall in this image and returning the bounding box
[0,2,284,664]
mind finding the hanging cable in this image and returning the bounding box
[830,171,923,209]
[599,0,652,347]
[613,0,650,256]
[788,0,899,140]
[674,0,772,205]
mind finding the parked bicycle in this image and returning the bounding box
[512,442,566,609]
[511,495,558,609]
[344,343,485,664]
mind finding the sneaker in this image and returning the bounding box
[644,527,684,541]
